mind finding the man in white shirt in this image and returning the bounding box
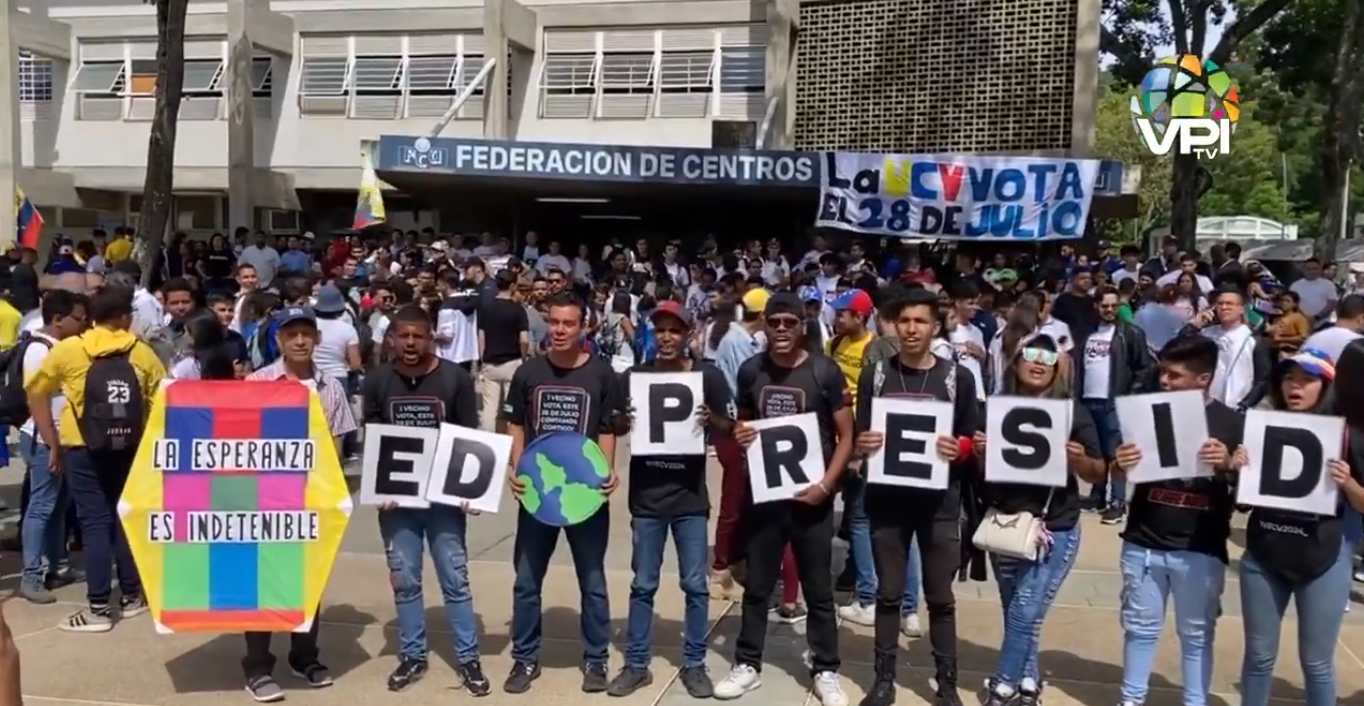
[1301,293,1364,362]
[1290,257,1339,323]
[1037,292,1075,352]
[1109,246,1144,286]
[534,240,572,278]
[1155,252,1215,293]
[237,230,282,290]
[1185,286,1272,409]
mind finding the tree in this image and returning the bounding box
[135,0,189,287]
[1102,0,1296,250]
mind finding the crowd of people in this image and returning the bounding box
[1,225,1362,706]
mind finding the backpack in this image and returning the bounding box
[633,316,657,363]
[0,334,51,426]
[78,346,146,453]
[246,318,279,371]
[872,356,957,403]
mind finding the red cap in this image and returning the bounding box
[649,300,694,326]
[833,289,873,315]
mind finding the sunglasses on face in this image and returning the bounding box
[1020,348,1060,366]
[766,316,802,330]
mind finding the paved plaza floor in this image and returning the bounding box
[4,455,1364,706]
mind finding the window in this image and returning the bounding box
[70,61,126,95]
[598,52,654,94]
[658,51,713,94]
[540,53,596,96]
[181,59,225,95]
[18,51,53,103]
[407,55,457,93]
[457,55,486,95]
[352,56,403,94]
[175,195,218,230]
[251,57,273,98]
[299,56,349,95]
[719,47,764,93]
[127,59,158,96]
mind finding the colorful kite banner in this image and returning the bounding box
[118,380,352,634]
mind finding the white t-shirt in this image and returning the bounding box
[536,254,571,277]
[949,325,987,401]
[1301,325,1362,363]
[436,306,479,364]
[19,333,60,438]
[1155,271,1215,293]
[1082,324,1116,399]
[313,317,358,381]
[170,357,201,380]
[1038,317,1075,352]
[1291,277,1338,320]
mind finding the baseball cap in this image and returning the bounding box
[833,289,873,315]
[797,286,822,303]
[741,288,771,314]
[274,306,317,328]
[1280,348,1335,381]
[649,300,693,327]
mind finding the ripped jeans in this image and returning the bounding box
[378,506,480,665]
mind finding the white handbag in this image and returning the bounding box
[972,491,1053,561]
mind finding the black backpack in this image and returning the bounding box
[0,334,51,425]
[78,345,146,453]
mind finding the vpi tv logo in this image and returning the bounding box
[1130,55,1240,160]
[399,137,449,169]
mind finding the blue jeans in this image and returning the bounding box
[624,515,709,668]
[1083,398,1125,506]
[19,433,68,583]
[989,526,1080,688]
[846,475,920,612]
[65,447,140,607]
[1119,541,1225,706]
[511,506,611,665]
[1239,545,1352,706]
[378,506,479,664]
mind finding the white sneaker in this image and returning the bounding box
[837,602,875,626]
[901,613,923,638]
[714,664,761,700]
[813,671,849,706]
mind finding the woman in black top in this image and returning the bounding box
[1238,347,1364,706]
[971,333,1104,706]
[200,233,235,294]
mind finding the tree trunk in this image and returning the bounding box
[136,0,190,288]
[1317,0,1364,259]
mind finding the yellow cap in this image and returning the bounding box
[741,288,772,314]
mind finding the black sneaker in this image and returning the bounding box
[245,675,285,703]
[582,662,609,693]
[387,658,428,692]
[680,666,714,699]
[504,661,541,694]
[860,676,896,706]
[45,567,84,589]
[1079,496,1105,513]
[1018,689,1041,706]
[774,604,808,624]
[459,659,491,697]
[1100,504,1127,525]
[290,662,334,688]
[606,667,652,697]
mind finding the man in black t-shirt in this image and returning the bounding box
[477,270,529,432]
[360,306,489,695]
[610,300,732,699]
[1111,334,1244,706]
[715,292,854,706]
[502,292,625,695]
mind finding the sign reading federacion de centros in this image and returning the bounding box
[816,152,1102,240]
[377,136,819,188]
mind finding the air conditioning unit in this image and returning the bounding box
[263,209,300,234]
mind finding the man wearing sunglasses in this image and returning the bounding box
[850,287,980,706]
[716,292,854,706]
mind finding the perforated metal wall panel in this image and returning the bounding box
[793,0,1079,152]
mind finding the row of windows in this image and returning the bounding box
[539,48,763,95]
[297,54,484,96]
[71,57,272,98]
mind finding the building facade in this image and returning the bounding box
[6,0,1098,240]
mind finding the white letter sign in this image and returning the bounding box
[359,424,438,508]
[425,423,513,514]
[1238,410,1344,516]
[629,372,705,456]
[866,397,953,490]
[745,412,822,504]
[1115,390,1211,484]
[985,397,1071,488]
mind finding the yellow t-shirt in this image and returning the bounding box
[0,301,21,351]
[830,331,873,408]
[104,237,133,262]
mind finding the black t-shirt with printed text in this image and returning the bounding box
[735,352,847,472]
[623,362,733,518]
[360,359,479,429]
[983,399,1101,531]
[1122,400,1245,562]
[853,356,982,521]
[504,354,625,443]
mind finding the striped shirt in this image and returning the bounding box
[247,360,358,438]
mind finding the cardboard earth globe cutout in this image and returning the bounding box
[118,380,352,634]
[515,431,610,526]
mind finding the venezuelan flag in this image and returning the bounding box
[353,148,386,229]
[15,187,42,251]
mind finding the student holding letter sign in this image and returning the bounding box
[358,305,489,695]
[720,292,854,706]
[1234,347,1364,706]
[610,300,733,699]
[850,288,980,706]
[969,333,1104,706]
[1109,335,1245,706]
